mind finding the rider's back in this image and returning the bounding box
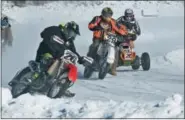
[40,26,67,58]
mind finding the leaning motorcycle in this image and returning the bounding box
[8,50,93,98]
[84,32,118,80]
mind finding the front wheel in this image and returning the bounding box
[131,55,140,70]
[83,66,94,79]
[47,78,71,98]
[141,52,150,71]
[47,82,61,98]
[98,62,110,80]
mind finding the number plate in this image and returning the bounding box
[125,53,132,60]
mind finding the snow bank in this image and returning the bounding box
[1,88,184,118]
[165,49,184,68]
[2,1,184,24]
[153,49,184,73]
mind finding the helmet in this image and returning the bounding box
[64,21,80,40]
[101,7,113,18]
[124,8,134,21]
[124,8,134,16]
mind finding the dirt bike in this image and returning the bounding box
[8,50,93,98]
[117,34,150,71]
[84,32,118,80]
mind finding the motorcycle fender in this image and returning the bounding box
[66,64,78,83]
[9,67,31,86]
[107,46,115,64]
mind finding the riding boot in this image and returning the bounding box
[63,90,75,97]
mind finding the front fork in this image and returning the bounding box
[97,43,116,68]
[107,45,115,64]
[53,59,78,83]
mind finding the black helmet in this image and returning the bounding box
[64,21,80,40]
[65,21,80,35]
[124,8,134,22]
[124,8,134,17]
[101,7,113,18]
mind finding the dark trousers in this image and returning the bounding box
[87,39,101,60]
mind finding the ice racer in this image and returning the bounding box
[87,7,128,76]
[116,8,141,49]
[30,21,92,97]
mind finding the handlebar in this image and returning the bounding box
[60,50,79,64]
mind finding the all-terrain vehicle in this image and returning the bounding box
[117,39,150,71]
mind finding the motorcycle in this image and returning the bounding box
[117,34,150,71]
[8,50,93,98]
[84,32,118,79]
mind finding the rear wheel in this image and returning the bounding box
[11,82,29,98]
[10,68,32,98]
[8,67,31,86]
[141,52,150,71]
[132,55,140,70]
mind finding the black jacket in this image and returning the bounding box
[40,26,81,60]
[117,16,141,36]
[1,16,11,28]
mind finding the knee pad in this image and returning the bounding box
[40,53,54,71]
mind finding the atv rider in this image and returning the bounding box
[1,15,11,29]
[87,7,128,75]
[31,21,91,97]
[116,8,141,49]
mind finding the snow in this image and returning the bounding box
[1,88,184,118]
[1,1,184,119]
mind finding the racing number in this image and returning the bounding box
[124,49,131,59]
[107,35,117,43]
[125,53,131,58]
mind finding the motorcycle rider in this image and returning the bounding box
[31,21,90,97]
[116,8,141,48]
[1,14,13,47]
[1,15,11,29]
[87,7,128,75]
[35,21,83,63]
